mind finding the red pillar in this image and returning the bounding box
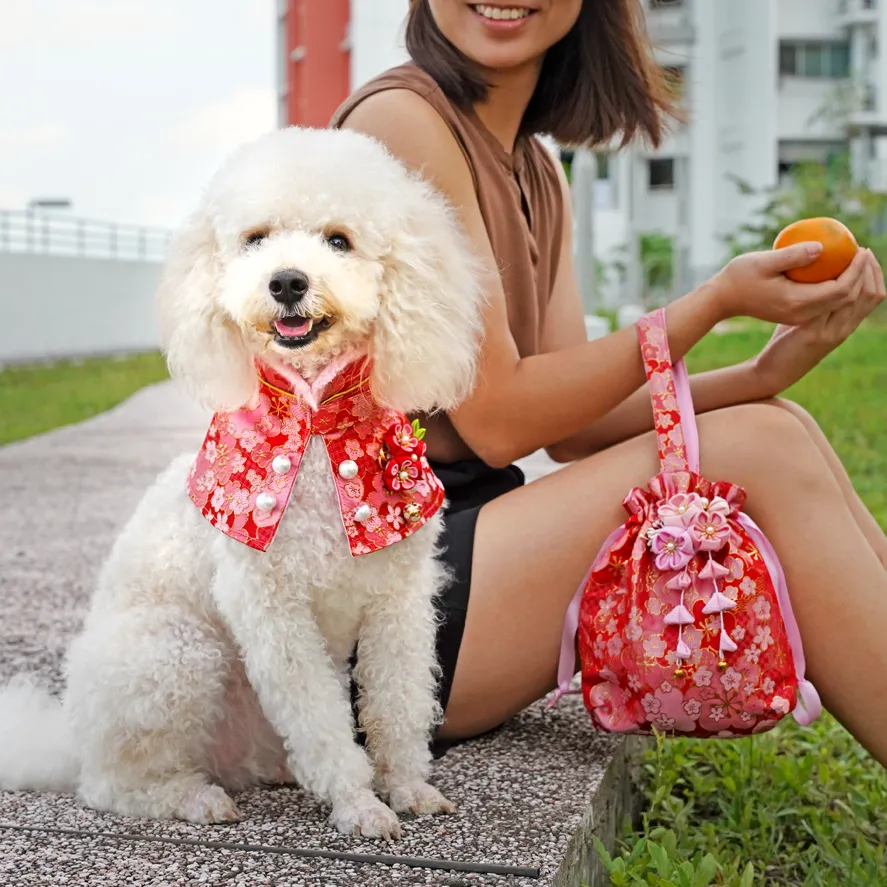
[285,0,351,128]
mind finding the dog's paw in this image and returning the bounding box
[330,790,402,840]
[383,780,456,816]
[175,784,241,824]
[262,761,298,787]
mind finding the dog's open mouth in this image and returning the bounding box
[271,315,333,349]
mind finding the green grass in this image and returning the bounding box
[0,351,169,445]
[598,322,887,887]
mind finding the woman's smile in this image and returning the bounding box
[469,3,539,32]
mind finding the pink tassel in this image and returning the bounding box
[664,604,695,626]
[699,559,729,580]
[719,630,738,654]
[702,591,736,615]
[666,571,692,591]
[676,639,692,660]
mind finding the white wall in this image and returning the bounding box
[778,77,846,139]
[0,254,163,364]
[350,0,410,91]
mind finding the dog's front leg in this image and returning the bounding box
[212,553,401,840]
[354,546,456,817]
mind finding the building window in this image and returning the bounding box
[779,41,851,78]
[648,158,675,190]
[596,153,611,180]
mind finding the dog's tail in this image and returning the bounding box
[0,675,79,792]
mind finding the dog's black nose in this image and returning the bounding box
[269,269,310,305]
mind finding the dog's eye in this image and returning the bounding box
[326,233,351,253]
[243,232,268,250]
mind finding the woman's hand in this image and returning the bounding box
[709,240,872,326]
[750,249,885,397]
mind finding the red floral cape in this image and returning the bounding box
[186,358,445,555]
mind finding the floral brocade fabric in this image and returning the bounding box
[186,359,445,556]
[572,309,818,738]
[579,472,799,737]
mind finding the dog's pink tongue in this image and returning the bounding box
[274,318,311,338]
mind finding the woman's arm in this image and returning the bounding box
[540,161,772,461]
[540,162,885,461]
[341,89,860,468]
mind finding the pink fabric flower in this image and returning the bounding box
[683,698,702,717]
[653,714,676,731]
[771,696,791,715]
[641,693,661,715]
[689,510,731,552]
[658,492,705,528]
[720,667,742,691]
[384,504,405,530]
[752,597,772,621]
[693,667,713,687]
[754,625,774,651]
[707,496,731,518]
[650,526,695,571]
[643,635,667,659]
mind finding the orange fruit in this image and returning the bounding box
[773,217,858,283]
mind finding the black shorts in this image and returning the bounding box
[351,459,525,756]
[428,460,525,756]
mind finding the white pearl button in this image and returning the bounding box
[354,503,371,523]
[271,455,291,475]
[338,460,359,479]
[256,492,277,512]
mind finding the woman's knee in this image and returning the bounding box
[696,403,832,491]
[758,397,821,434]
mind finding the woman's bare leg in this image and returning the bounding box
[767,398,887,567]
[439,404,887,767]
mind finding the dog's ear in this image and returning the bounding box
[371,177,486,415]
[156,209,258,412]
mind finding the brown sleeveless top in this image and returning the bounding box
[330,63,564,463]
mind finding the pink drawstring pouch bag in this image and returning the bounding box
[549,308,822,737]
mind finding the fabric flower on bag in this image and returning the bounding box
[689,509,732,552]
[657,492,705,528]
[649,526,695,571]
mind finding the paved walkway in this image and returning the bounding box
[0,382,622,886]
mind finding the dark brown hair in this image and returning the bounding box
[405,0,679,148]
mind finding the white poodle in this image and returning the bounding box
[0,126,484,840]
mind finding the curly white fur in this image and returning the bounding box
[0,126,485,839]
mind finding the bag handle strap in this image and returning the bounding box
[549,310,704,708]
[637,308,700,474]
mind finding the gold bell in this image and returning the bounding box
[718,660,728,672]
[673,668,686,680]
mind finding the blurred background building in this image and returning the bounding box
[278,0,887,309]
[2,0,886,363]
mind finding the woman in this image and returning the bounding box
[332,0,887,763]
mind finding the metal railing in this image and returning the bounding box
[0,209,172,263]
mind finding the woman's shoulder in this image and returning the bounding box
[331,65,478,196]
[330,63,453,129]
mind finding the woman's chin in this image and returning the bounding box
[464,44,544,76]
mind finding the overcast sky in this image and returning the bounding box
[1,0,277,230]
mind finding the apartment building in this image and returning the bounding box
[630,0,887,296]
